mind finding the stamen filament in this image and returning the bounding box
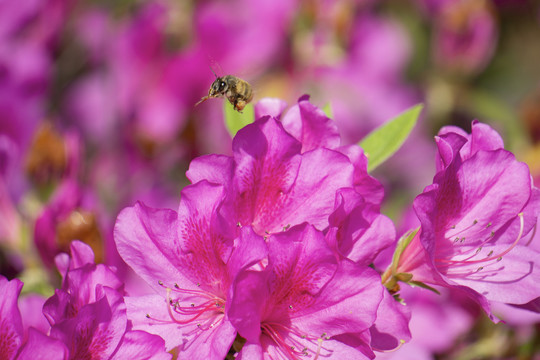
[437,213,524,266]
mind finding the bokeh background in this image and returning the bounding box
[1,0,540,358]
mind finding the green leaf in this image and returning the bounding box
[224,101,255,137]
[359,104,423,172]
[322,103,333,119]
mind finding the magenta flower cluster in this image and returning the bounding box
[1,97,539,359]
[114,96,405,359]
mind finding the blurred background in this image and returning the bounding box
[1,0,539,358]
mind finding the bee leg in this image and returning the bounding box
[234,99,247,113]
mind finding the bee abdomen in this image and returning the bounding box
[234,79,253,102]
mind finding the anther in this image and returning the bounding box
[473,220,478,225]
[486,222,492,228]
[158,280,164,286]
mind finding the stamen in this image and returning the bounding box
[313,338,324,360]
[437,213,525,267]
[165,288,225,325]
[447,219,479,239]
[261,322,323,359]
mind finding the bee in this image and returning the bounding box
[196,72,253,112]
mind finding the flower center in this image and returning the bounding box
[146,281,226,331]
[260,321,326,360]
[436,213,525,276]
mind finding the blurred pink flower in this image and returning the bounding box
[432,0,498,74]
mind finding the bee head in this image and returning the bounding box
[209,78,228,97]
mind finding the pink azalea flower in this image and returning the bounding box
[114,181,268,359]
[227,224,384,359]
[392,121,540,319]
[188,96,385,236]
[187,116,353,235]
[0,276,69,360]
[43,241,171,360]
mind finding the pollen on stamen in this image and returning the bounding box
[158,280,164,286]
[486,222,492,228]
[174,283,180,289]
[476,266,484,272]
[473,220,478,225]
[289,305,293,309]
[237,222,242,228]
[487,250,494,257]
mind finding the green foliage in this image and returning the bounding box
[224,101,255,137]
[359,104,423,172]
[322,103,333,118]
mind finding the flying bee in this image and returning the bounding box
[196,72,253,112]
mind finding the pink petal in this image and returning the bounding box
[16,328,68,360]
[0,277,23,360]
[114,202,187,293]
[110,330,171,360]
[281,95,341,153]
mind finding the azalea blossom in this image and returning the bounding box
[388,121,540,318]
[228,224,384,359]
[187,96,385,237]
[43,241,171,360]
[115,181,269,359]
[0,276,69,360]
